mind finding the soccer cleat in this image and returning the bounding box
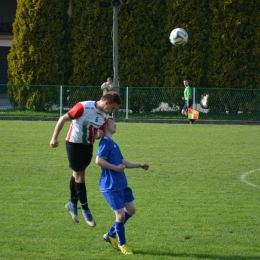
[65,202,79,223]
[82,209,96,227]
[103,233,119,250]
[119,244,133,255]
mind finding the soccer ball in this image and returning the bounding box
[169,28,188,46]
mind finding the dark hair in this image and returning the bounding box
[107,77,113,81]
[102,91,122,105]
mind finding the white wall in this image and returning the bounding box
[0,39,12,47]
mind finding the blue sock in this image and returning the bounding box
[124,211,131,223]
[108,223,116,238]
[115,222,125,246]
[108,211,132,238]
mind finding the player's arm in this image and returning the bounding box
[50,114,71,148]
[122,159,149,170]
[101,83,108,90]
[50,103,83,148]
[95,156,125,172]
[108,83,114,91]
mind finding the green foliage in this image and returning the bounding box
[207,0,260,89]
[64,85,101,107]
[68,0,113,86]
[161,87,183,107]
[118,0,168,87]
[7,0,70,110]
[7,84,59,111]
[163,0,212,87]
[6,0,260,113]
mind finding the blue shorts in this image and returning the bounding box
[182,99,193,111]
[102,187,135,211]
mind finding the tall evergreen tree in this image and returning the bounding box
[207,0,260,89]
[118,0,168,87]
[8,0,70,84]
[7,0,70,110]
[68,0,113,86]
[163,0,212,87]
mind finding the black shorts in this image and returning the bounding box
[66,141,93,172]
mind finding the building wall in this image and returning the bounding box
[0,0,16,85]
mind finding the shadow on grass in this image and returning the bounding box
[133,250,260,260]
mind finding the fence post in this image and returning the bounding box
[193,87,196,109]
[126,87,129,119]
[59,85,63,117]
[259,89,260,120]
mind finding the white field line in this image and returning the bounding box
[240,168,260,189]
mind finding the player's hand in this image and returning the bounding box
[95,129,104,139]
[116,164,126,172]
[50,139,59,148]
[141,163,149,170]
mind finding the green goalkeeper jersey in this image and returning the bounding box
[184,86,192,100]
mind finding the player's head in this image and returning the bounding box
[107,77,113,84]
[183,79,189,86]
[100,91,121,114]
[104,117,116,135]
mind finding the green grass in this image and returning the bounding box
[0,121,260,260]
[0,109,259,121]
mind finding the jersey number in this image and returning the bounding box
[95,117,98,122]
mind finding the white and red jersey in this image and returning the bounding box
[66,101,108,144]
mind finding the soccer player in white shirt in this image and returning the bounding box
[50,91,121,226]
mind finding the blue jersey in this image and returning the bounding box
[97,136,128,192]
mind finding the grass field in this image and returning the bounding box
[0,120,260,260]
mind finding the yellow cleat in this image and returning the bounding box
[103,233,119,250]
[119,244,133,255]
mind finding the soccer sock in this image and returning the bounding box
[124,211,131,223]
[69,176,78,205]
[75,182,89,210]
[108,211,132,238]
[115,222,126,246]
[108,223,117,238]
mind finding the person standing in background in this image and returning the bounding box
[181,79,195,124]
[101,77,114,96]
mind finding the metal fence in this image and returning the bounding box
[0,84,260,121]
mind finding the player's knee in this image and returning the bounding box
[116,214,125,222]
[73,171,85,182]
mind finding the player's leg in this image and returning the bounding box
[102,191,122,250]
[114,208,127,245]
[188,99,195,124]
[73,170,96,227]
[182,101,188,116]
[124,202,135,219]
[102,189,133,254]
[106,187,135,236]
[112,208,133,254]
[116,188,134,254]
[65,175,79,223]
[66,142,96,226]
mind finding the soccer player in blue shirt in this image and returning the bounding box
[95,117,149,255]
